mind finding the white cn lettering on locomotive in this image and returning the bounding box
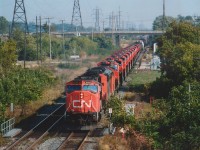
[73,100,92,108]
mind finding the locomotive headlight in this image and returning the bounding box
[80,93,83,99]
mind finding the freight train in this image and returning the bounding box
[65,42,143,123]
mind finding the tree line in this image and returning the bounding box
[0,39,56,124]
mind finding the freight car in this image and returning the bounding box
[65,42,143,122]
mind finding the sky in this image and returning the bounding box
[1,0,200,30]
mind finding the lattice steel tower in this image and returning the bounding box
[71,0,83,30]
[11,0,28,34]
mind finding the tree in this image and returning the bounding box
[12,29,25,58]
[93,36,113,49]
[43,22,49,33]
[177,15,194,24]
[18,35,37,61]
[157,22,200,85]
[65,36,98,56]
[0,16,9,34]
[0,40,17,75]
[159,82,200,149]
[153,15,175,30]
[12,29,39,61]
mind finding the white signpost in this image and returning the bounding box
[108,108,113,134]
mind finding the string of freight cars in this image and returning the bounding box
[65,41,144,123]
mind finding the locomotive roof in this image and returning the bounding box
[99,61,110,66]
[87,67,113,76]
[75,66,113,81]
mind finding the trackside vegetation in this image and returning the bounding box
[0,67,56,121]
[106,21,200,149]
[149,21,200,149]
[0,40,56,125]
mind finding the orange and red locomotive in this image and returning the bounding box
[65,42,143,122]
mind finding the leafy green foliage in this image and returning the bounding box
[147,20,200,149]
[64,36,115,58]
[0,16,9,34]
[40,33,63,59]
[153,15,175,30]
[106,96,135,127]
[58,63,80,69]
[153,21,200,97]
[93,36,114,49]
[152,82,200,149]
[18,35,38,61]
[0,40,17,75]
[0,67,55,119]
[134,82,200,149]
[11,28,114,61]
[65,36,98,56]
[135,112,162,148]
[177,15,194,24]
[12,29,38,61]
[150,76,172,98]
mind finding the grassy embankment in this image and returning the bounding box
[99,70,161,150]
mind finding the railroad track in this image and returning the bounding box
[57,130,90,150]
[6,104,65,150]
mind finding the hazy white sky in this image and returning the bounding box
[1,0,200,29]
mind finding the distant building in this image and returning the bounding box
[151,55,160,70]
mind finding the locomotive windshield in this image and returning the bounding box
[83,85,98,93]
[66,85,81,93]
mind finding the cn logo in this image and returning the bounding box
[73,100,92,108]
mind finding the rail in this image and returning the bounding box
[58,130,90,150]
[6,104,65,150]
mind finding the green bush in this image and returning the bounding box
[139,82,200,149]
[106,96,135,127]
[0,67,55,119]
[58,63,80,69]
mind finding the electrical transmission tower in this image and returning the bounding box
[71,0,83,31]
[11,0,28,34]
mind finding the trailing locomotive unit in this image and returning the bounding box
[65,42,143,122]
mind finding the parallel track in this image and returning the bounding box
[6,104,65,150]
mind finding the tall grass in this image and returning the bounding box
[128,71,161,92]
[58,63,80,69]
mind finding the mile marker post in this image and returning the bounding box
[109,108,112,133]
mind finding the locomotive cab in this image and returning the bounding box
[65,79,102,122]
